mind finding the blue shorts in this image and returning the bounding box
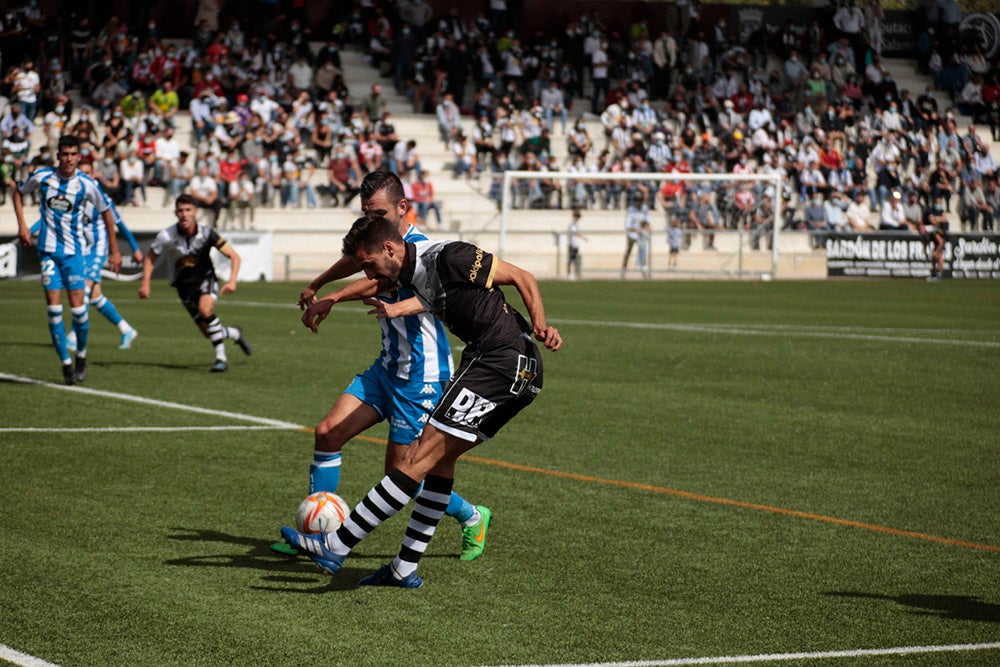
[344,360,447,446]
[84,253,107,284]
[39,252,86,292]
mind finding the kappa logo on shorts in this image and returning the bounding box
[421,399,436,410]
[444,388,497,428]
[419,384,437,395]
[510,354,537,395]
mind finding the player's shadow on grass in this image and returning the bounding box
[91,359,213,372]
[164,528,446,593]
[824,592,1000,622]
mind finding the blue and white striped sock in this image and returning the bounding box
[46,305,70,363]
[70,305,89,357]
[309,451,342,494]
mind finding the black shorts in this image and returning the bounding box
[429,334,543,443]
[175,274,220,318]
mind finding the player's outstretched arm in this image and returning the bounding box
[492,258,562,351]
[362,295,426,320]
[297,255,363,309]
[301,275,385,333]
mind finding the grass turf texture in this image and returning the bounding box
[0,278,998,667]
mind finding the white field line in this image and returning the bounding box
[3,297,997,346]
[0,426,295,432]
[0,644,61,667]
[0,373,304,429]
[475,641,1000,667]
[554,318,1000,348]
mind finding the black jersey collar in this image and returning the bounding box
[398,241,417,287]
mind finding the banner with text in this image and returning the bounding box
[826,232,1000,279]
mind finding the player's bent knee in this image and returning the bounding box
[314,419,350,451]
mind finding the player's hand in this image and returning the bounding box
[138,284,150,299]
[17,227,33,247]
[363,297,394,319]
[220,280,237,295]
[534,325,562,352]
[107,249,122,274]
[297,286,317,310]
[302,299,333,333]
[132,249,143,264]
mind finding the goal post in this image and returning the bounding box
[497,169,784,280]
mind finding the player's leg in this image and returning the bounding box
[385,377,489,557]
[311,391,382,494]
[363,428,479,585]
[362,345,540,584]
[194,288,251,371]
[66,285,89,383]
[88,278,139,349]
[42,282,75,384]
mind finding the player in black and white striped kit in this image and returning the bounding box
[138,194,252,372]
[284,215,562,587]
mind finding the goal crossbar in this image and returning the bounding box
[499,169,784,278]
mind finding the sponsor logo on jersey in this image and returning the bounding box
[468,247,484,282]
[48,196,73,213]
[445,388,496,427]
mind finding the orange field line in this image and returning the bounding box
[344,433,999,554]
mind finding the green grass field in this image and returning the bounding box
[1,278,999,667]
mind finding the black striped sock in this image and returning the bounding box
[204,317,226,346]
[329,469,420,556]
[392,475,453,578]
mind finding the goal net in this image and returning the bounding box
[475,169,786,280]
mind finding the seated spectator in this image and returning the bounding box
[357,130,385,174]
[803,193,830,247]
[120,149,147,207]
[149,81,180,128]
[450,132,479,178]
[845,190,872,230]
[189,163,222,225]
[879,190,910,230]
[326,140,362,207]
[410,171,443,228]
[227,168,256,229]
[436,93,462,144]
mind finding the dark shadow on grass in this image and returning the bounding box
[89,359,208,371]
[165,528,447,593]
[824,592,1000,622]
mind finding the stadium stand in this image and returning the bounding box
[1,3,998,279]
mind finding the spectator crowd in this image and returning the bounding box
[1,0,999,239]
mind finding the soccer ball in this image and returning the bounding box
[295,492,351,534]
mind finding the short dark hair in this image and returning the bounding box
[175,193,198,208]
[57,135,81,151]
[359,170,405,205]
[342,216,402,258]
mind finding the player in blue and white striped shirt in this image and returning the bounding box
[76,166,143,351]
[288,171,491,562]
[14,135,121,385]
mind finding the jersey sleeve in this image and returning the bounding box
[208,228,227,249]
[440,242,497,290]
[84,176,111,213]
[149,228,171,256]
[18,169,43,195]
